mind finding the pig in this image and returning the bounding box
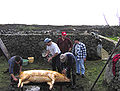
[18,70,70,90]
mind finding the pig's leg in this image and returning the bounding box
[47,82,53,90]
[47,74,56,90]
[18,79,22,87]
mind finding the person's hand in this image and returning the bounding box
[14,77,18,82]
[69,48,72,52]
[48,57,52,62]
[84,58,86,62]
[43,54,48,58]
[62,69,66,75]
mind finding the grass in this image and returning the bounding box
[0,56,108,91]
[108,37,118,41]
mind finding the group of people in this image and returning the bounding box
[44,31,87,87]
[8,31,87,89]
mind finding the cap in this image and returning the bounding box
[62,32,67,36]
[44,38,52,43]
[60,54,67,63]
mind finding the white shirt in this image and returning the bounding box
[46,42,61,56]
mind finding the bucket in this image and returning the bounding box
[28,57,34,63]
[23,59,29,66]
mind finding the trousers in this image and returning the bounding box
[75,56,85,75]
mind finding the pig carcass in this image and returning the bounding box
[18,70,70,90]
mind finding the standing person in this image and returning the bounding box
[96,37,102,59]
[72,38,87,77]
[60,52,76,88]
[57,31,73,53]
[8,56,23,83]
[44,38,61,73]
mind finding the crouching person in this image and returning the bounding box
[8,56,23,84]
[60,52,76,89]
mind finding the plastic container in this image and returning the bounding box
[22,59,29,66]
[28,57,34,63]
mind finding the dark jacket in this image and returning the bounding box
[61,52,76,85]
[8,56,23,75]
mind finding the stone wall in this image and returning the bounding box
[0,24,120,37]
[0,34,101,61]
[104,45,120,90]
[98,35,117,54]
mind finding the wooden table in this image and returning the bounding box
[10,82,70,91]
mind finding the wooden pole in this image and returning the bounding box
[0,38,11,60]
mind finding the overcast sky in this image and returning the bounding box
[0,0,120,25]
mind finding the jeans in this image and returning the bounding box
[75,56,85,75]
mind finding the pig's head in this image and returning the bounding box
[55,73,70,82]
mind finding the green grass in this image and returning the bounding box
[108,37,118,41]
[0,56,108,91]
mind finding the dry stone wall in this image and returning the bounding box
[104,45,120,90]
[0,34,101,61]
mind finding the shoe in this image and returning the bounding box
[76,73,80,75]
[82,74,85,78]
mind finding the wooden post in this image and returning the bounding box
[60,85,63,91]
[0,38,11,60]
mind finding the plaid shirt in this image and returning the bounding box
[72,42,87,60]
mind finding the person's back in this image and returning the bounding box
[47,42,61,56]
[64,52,76,66]
[8,56,23,75]
[60,52,76,87]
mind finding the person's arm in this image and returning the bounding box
[82,44,87,61]
[61,62,67,75]
[9,63,18,81]
[48,43,60,62]
[19,57,23,73]
[48,52,58,62]
[45,50,50,57]
[56,38,60,46]
[68,38,73,51]
[68,48,72,52]
[62,68,67,75]
[19,66,22,73]
[72,44,76,55]
[11,74,18,81]
[52,52,58,58]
